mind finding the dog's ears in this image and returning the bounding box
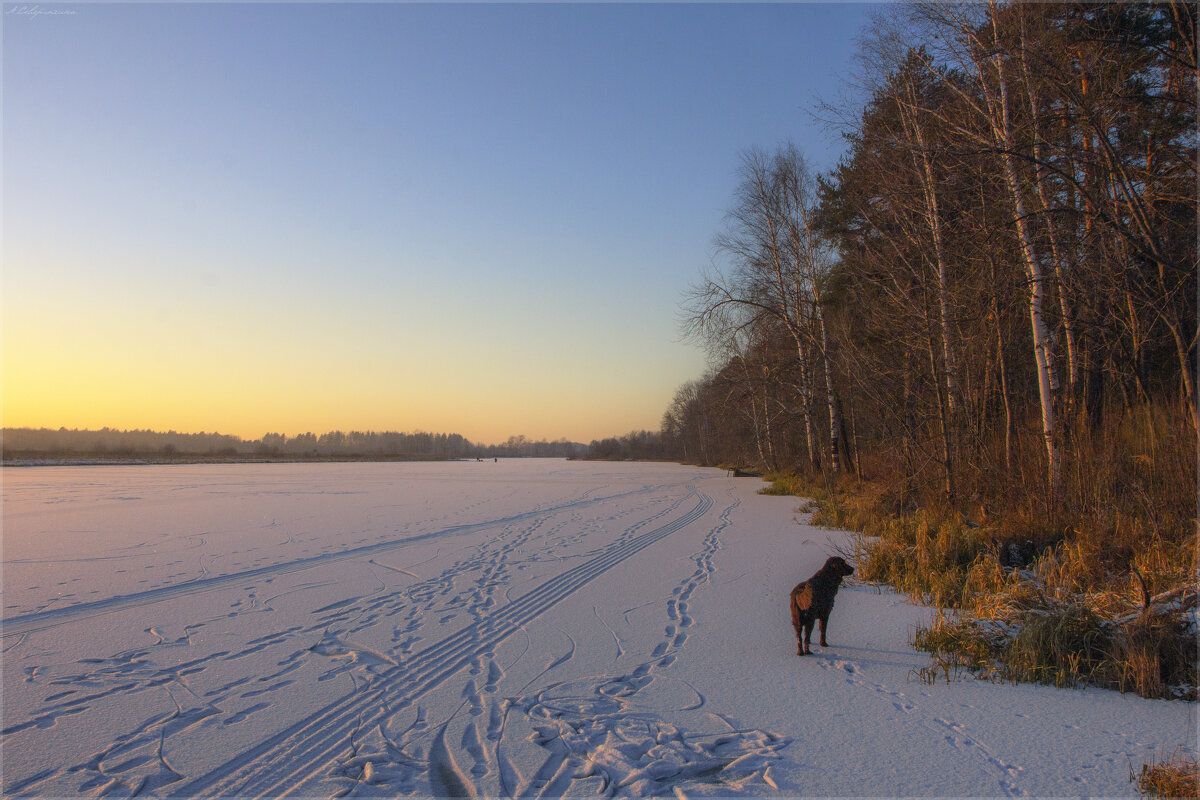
[827,555,854,572]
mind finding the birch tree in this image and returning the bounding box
[685,147,826,471]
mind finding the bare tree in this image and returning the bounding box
[685,148,826,471]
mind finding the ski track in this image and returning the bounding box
[0,485,661,637]
[491,491,792,800]
[335,489,790,800]
[177,489,713,798]
[5,481,740,798]
[6,467,1184,799]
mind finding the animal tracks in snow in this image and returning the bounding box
[3,463,1190,798]
[173,489,723,798]
[330,490,788,800]
[4,465,771,799]
[816,656,1029,797]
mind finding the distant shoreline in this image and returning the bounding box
[2,428,590,462]
[0,452,498,467]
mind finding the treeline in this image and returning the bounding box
[2,427,585,460]
[662,1,1196,703]
[585,430,671,461]
[480,435,587,459]
[258,430,474,457]
[4,427,249,457]
[666,1,1195,514]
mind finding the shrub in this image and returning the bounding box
[914,585,1198,699]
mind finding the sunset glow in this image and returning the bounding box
[4,3,872,444]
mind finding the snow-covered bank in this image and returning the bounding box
[2,461,1193,797]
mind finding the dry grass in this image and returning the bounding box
[900,528,1197,699]
[914,589,1198,698]
[758,472,819,497]
[764,404,1198,700]
[1135,750,1200,798]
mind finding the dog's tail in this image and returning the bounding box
[792,583,813,612]
[790,583,813,629]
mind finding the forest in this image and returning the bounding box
[658,1,1196,709]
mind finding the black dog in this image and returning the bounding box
[790,556,855,655]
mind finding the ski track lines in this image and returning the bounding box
[0,485,660,638]
[0,492,668,797]
[334,492,746,799]
[475,493,780,800]
[817,657,1029,797]
[174,489,719,798]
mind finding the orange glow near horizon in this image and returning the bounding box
[3,297,676,445]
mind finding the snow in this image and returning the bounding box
[1,460,1194,797]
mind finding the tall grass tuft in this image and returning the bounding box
[1135,750,1200,798]
[758,472,816,497]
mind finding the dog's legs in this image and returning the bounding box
[802,620,814,655]
[791,602,805,655]
[818,615,829,648]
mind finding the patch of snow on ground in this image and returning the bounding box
[2,461,1194,797]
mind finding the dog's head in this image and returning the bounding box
[823,556,855,579]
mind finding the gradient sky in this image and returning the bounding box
[4,2,877,445]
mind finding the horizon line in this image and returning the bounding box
[0,424,661,448]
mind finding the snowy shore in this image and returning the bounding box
[2,461,1193,797]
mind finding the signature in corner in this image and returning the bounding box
[7,5,78,17]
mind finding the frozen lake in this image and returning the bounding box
[2,461,1193,797]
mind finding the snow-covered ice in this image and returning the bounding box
[2,460,1194,797]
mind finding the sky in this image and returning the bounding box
[4,2,878,446]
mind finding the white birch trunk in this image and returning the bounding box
[1017,26,1078,402]
[903,102,958,414]
[794,335,818,469]
[781,154,840,475]
[990,34,1061,490]
[818,307,840,474]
